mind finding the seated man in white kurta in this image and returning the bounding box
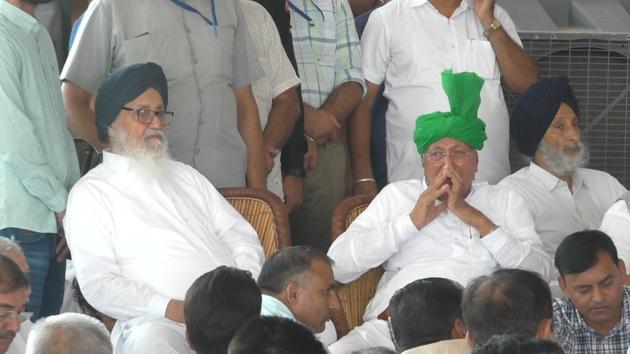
[327,71,551,353]
[64,63,265,354]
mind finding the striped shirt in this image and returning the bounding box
[289,0,364,107]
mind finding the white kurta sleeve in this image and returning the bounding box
[64,182,171,321]
[203,181,265,279]
[480,188,553,281]
[328,184,418,283]
[360,6,390,86]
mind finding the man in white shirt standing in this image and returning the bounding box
[64,63,265,354]
[350,0,538,194]
[500,76,626,267]
[328,71,550,352]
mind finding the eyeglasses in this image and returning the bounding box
[121,107,175,126]
[0,310,32,324]
[424,149,473,162]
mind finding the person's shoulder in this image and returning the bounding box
[552,295,578,322]
[67,165,110,199]
[498,166,531,186]
[577,167,620,182]
[382,178,424,193]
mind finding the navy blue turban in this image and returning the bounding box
[94,62,168,143]
[510,76,580,157]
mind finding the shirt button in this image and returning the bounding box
[195,148,200,154]
[192,58,198,65]
[198,120,204,126]
[185,27,191,33]
[198,89,204,94]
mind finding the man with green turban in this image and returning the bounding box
[326,70,550,353]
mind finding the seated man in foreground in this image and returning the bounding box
[388,278,468,354]
[500,76,625,268]
[257,246,339,345]
[328,70,551,352]
[64,63,265,354]
[554,230,630,354]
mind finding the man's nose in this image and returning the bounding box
[329,291,341,311]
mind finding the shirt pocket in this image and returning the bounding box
[459,39,499,81]
[117,30,188,82]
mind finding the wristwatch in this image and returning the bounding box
[484,19,502,38]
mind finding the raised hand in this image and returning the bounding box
[473,0,496,27]
[409,169,449,230]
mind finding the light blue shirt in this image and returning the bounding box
[260,294,296,320]
[0,0,79,233]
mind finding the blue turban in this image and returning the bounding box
[94,62,168,143]
[510,76,580,157]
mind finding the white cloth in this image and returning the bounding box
[65,152,265,352]
[328,318,394,354]
[601,199,630,274]
[328,179,551,322]
[240,0,301,198]
[114,315,191,354]
[500,163,626,259]
[360,0,521,184]
[402,339,470,354]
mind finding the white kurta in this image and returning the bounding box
[360,0,520,184]
[64,152,265,322]
[500,163,626,259]
[601,197,630,274]
[328,179,551,322]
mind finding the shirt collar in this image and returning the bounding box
[528,162,585,193]
[0,1,40,34]
[102,151,134,173]
[409,0,473,12]
[261,294,296,321]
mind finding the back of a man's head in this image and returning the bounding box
[185,266,261,354]
[228,316,327,354]
[388,278,464,352]
[555,230,619,276]
[471,334,564,354]
[25,313,112,354]
[257,246,332,294]
[462,268,552,346]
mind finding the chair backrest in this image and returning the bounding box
[330,195,385,337]
[219,188,291,257]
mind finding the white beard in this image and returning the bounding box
[109,127,171,177]
[538,140,588,177]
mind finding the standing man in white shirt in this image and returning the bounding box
[328,71,550,352]
[64,63,265,354]
[500,76,626,267]
[350,0,538,190]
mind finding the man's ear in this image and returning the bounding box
[285,282,300,306]
[89,92,97,112]
[558,275,568,296]
[451,318,467,339]
[618,259,627,276]
[537,318,555,341]
[465,331,474,350]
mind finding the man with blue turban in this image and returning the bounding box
[500,76,625,272]
[63,63,265,354]
[327,70,550,353]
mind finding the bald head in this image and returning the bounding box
[25,313,112,354]
[0,238,28,274]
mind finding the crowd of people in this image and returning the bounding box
[1,0,630,353]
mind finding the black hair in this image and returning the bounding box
[472,334,564,354]
[258,246,333,294]
[555,230,619,276]
[0,253,29,293]
[184,266,261,354]
[388,278,463,351]
[462,269,552,346]
[228,316,327,354]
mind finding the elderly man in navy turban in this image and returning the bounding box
[500,76,626,282]
[63,63,265,354]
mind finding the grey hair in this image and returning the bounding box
[26,313,112,354]
[350,348,398,354]
[0,237,23,256]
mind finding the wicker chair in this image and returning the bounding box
[219,188,291,257]
[330,194,385,338]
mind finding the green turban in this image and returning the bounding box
[413,70,487,155]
